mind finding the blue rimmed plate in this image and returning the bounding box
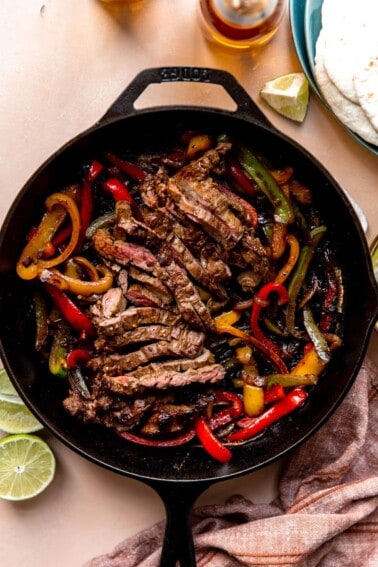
[289,0,378,156]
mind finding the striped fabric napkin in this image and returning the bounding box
[86,357,378,567]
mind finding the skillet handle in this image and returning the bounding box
[150,480,210,567]
[99,66,273,129]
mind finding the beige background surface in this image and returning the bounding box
[0,1,377,566]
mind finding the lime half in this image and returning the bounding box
[260,73,309,122]
[0,400,43,434]
[0,434,56,501]
[371,236,378,283]
[0,367,23,405]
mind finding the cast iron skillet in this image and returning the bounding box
[0,67,377,567]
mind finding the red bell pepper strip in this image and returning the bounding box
[75,160,103,252]
[194,417,232,463]
[264,383,285,405]
[208,391,243,430]
[66,348,91,368]
[102,178,142,220]
[250,282,289,356]
[102,178,134,203]
[227,387,308,443]
[45,283,96,337]
[227,156,257,196]
[105,152,147,183]
[117,428,196,447]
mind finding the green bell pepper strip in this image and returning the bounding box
[303,305,331,363]
[286,226,327,337]
[236,144,294,225]
[48,321,70,378]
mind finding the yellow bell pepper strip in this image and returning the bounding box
[227,387,308,443]
[270,222,287,260]
[40,262,113,297]
[117,428,196,447]
[48,321,70,378]
[44,283,96,337]
[235,344,253,365]
[243,383,265,417]
[70,256,99,281]
[216,324,288,374]
[32,289,48,351]
[194,416,232,463]
[236,143,295,225]
[250,281,289,356]
[16,193,81,280]
[285,226,327,337]
[275,234,300,284]
[186,134,213,160]
[303,305,331,363]
[214,309,241,328]
[290,345,328,377]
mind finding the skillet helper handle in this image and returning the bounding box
[151,481,209,567]
[99,66,272,129]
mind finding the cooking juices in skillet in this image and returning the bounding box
[16,131,344,462]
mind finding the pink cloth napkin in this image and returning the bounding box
[86,357,378,567]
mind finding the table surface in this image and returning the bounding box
[0,1,377,566]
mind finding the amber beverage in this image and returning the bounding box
[198,0,286,51]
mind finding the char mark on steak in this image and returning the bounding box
[103,363,226,396]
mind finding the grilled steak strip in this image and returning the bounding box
[101,323,195,349]
[130,348,215,377]
[96,306,181,336]
[89,331,206,374]
[103,363,226,396]
[92,229,157,272]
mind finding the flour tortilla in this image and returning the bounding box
[314,29,378,146]
[320,0,378,105]
[354,57,378,132]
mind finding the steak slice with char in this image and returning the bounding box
[63,385,154,430]
[130,348,214,377]
[101,323,196,349]
[89,330,205,374]
[92,229,157,272]
[103,363,225,396]
[96,306,181,336]
[154,256,215,331]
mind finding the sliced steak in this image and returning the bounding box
[96,306,181,336]
[89,330,205,374]
[63,387,154,430]
[130,348,214,377]
[102,323,194,349]
[154,257,215,331]
[92,229,158,272]
[103,363,226,396]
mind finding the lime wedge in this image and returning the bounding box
[371,236,378,283]
[0,367,24,404]
[0,399,43,434]
[0,434,55,500]
[260,73,309,122]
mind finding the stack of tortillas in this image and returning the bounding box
[314,0,378,146]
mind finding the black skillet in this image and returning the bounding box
[0,67,377,567]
